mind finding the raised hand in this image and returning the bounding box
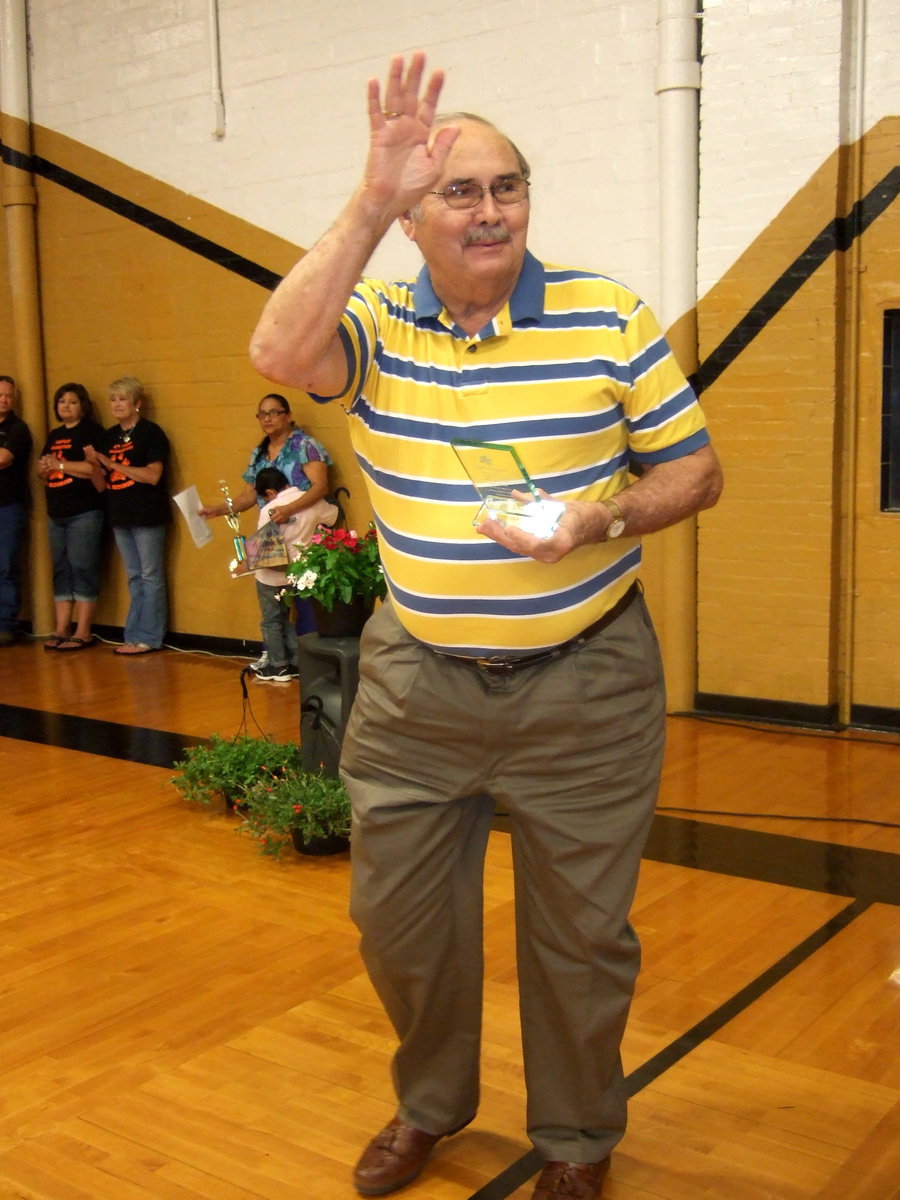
[250,51,460,392]
[362,51,460,216]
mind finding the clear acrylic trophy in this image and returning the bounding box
[451,439,564,540]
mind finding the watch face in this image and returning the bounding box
[607,517,626,539]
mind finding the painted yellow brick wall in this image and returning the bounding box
[0,231,12,372]
[28,127,370,645]
[701,274,840,702]
[849,119,900,710]
[697,118,900,714]
[698,161,842,706]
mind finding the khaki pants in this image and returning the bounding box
[341,592,666,1162]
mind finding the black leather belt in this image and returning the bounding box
[433,582,640,676]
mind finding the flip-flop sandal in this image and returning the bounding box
[56,636,96,652]
[44,635,69,650]
[114,642,153,655]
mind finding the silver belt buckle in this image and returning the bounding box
[475,656,516,674]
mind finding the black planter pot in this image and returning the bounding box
[290,829,351,856]
[310,597,373,638]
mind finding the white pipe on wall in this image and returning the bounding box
[0,0,30,121]
[652,0,702,710]
[208,0,226,140]
[656,0,701,333]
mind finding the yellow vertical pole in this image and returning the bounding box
[2,0,51,635]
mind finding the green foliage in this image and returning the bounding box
[284,524,386,612]
[240,767,352,857]
[171,734,303,807]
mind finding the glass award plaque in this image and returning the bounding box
[451,439,564,539]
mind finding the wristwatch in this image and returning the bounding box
[602,497,626,540]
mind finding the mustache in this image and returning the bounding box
[464,226,511,245]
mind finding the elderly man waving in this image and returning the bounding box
[251,51,722,1200]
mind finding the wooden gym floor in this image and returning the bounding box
[1,636,898,1200]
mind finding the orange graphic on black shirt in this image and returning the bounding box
[108,441,134,491]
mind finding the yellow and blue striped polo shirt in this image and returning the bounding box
[314,250,709,656]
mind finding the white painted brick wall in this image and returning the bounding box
[22,0,900,311]
[697,0,869,293]
[864,0,900,121]
[27,0,665,307]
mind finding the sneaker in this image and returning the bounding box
[249,651,269,674]
[255,663,298,684]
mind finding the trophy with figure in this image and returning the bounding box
[220,480,247,573]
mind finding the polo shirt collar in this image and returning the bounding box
[413,249,546,327]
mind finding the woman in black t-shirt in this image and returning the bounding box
[85,376,171,654]
[36,383,105,651]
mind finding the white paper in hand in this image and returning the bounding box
[173,485,214,548]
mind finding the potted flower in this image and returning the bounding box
[239,763,352,857]
[285,523,386,636]
[171,734,303,809]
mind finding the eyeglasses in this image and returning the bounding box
[256,408,288,419]
[427,177,530,210]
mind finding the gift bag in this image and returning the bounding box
[242,520,289,570]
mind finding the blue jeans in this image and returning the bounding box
[256,579,298,668]
[113,524,168,647]
[0,501,27,634]
[49,509,105,602]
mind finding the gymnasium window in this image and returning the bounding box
[883,309,900,511]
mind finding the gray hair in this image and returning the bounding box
[433,112,531,180]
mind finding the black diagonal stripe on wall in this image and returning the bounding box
[2,142,898,384]
[694,164,900,393]
[0,140,281,291]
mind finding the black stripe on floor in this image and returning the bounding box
[468,897,871,1200]
[1,703,203,769]
[4,700,896,1200]
[6,700,897,902]
[644,813,899,905]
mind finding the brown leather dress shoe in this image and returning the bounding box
[353,1117,444,1196]
[532,1158,611,1199]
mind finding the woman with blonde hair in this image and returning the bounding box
[85,376,171,654]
